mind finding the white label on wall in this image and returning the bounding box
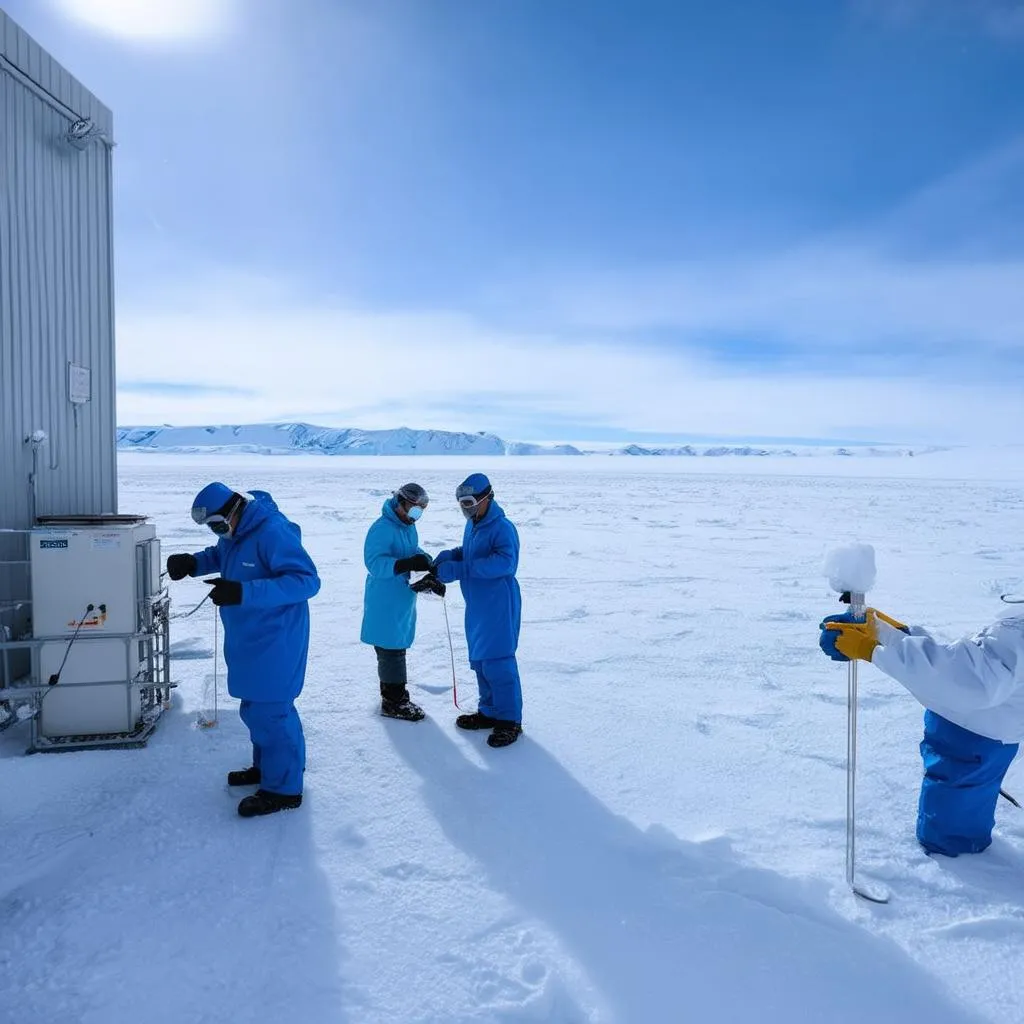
[91,535,121,550]
[69,363,91,404]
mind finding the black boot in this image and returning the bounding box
[227,766,261,787]
[456,711,500,730]
[381,683,425,722]
[487,721,523,748]
[237,789,303,818]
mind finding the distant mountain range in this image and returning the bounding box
[115,423,945,458]
[116,424,581,456]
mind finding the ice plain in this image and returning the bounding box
[2,449,1024,1024]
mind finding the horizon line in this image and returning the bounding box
[114,420,938,449]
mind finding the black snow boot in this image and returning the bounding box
[380,683,425,722]
[237,789,303,818]
[227,766,261,787]
[487,721,523,748]
[456,711,500,731]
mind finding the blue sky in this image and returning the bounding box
[8,0,1024,443]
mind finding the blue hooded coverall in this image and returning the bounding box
[434,500,523,722]
[192,491,320,796]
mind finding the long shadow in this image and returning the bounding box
[0,696,352,1024]
[388,719,983,1024]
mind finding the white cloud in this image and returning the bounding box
[858,0,1024,38]
[114,135,1024,446]
[113,267,1023,444]
[547,249,1024,351]
[534,133,1024,350]
[55,0,236,42]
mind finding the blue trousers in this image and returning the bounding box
[471,656,522,723]
[238,700,306,796]
[917,710,1018,856]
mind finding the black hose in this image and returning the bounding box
[48,603,95,685]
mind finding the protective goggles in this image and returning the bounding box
[456,488,492,511]
[395,489,429,509]
[203,515,233,536]
[191,496,243,534]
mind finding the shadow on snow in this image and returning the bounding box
[387,718,982,1024]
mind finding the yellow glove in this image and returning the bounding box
[824,617,878,662]
[868,608,908,632]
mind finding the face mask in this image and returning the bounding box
[407,505,423,522]
[459,493,489,520]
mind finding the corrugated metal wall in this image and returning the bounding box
[0,11,117,658]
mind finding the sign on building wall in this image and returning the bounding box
[68,363,91,404]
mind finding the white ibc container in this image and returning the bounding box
[30,518,160,737]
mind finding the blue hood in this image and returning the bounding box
[233,490,280,540]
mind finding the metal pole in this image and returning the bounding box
[846,656,859,890]
[442,595,459,708]
[846,591,888,904]
[213,607,219,724]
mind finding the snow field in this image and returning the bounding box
[2,453,1023,1023]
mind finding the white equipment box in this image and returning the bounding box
[30,517,161,737]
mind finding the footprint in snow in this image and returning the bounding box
[472,964,541,1005]
[334,823,367,849]
[379,861,427,881]
[415,683,452,695]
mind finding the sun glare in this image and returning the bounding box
[56,0,234,41]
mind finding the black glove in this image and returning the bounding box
[205,578,242,606]
[394,553,433,575]
[166,553,197,581]
[410,574,446,598]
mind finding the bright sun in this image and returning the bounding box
[56,0,234,41]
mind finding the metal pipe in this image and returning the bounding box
[845,591,889,904]
[0,676,166,698]
[0,54,112,142]
[28,442,39,525]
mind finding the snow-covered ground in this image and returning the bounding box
[3,451,1024,1023]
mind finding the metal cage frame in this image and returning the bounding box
[0,529,175,753]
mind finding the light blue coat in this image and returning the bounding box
[361,499,430,650]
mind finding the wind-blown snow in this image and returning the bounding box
[826,543,878,595]
[3,452,1024,1022]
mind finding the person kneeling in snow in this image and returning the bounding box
[361,483,442,721]
[432,474,523,749]
[166,482,321,818]
[821,605,1024,856]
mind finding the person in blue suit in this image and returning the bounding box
[165,482,321,818]
[361,483,441,721]
[430,473,523,748]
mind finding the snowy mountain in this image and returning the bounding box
[610,442,949,458]
[115,423,944,458]
[116,423,584,457]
